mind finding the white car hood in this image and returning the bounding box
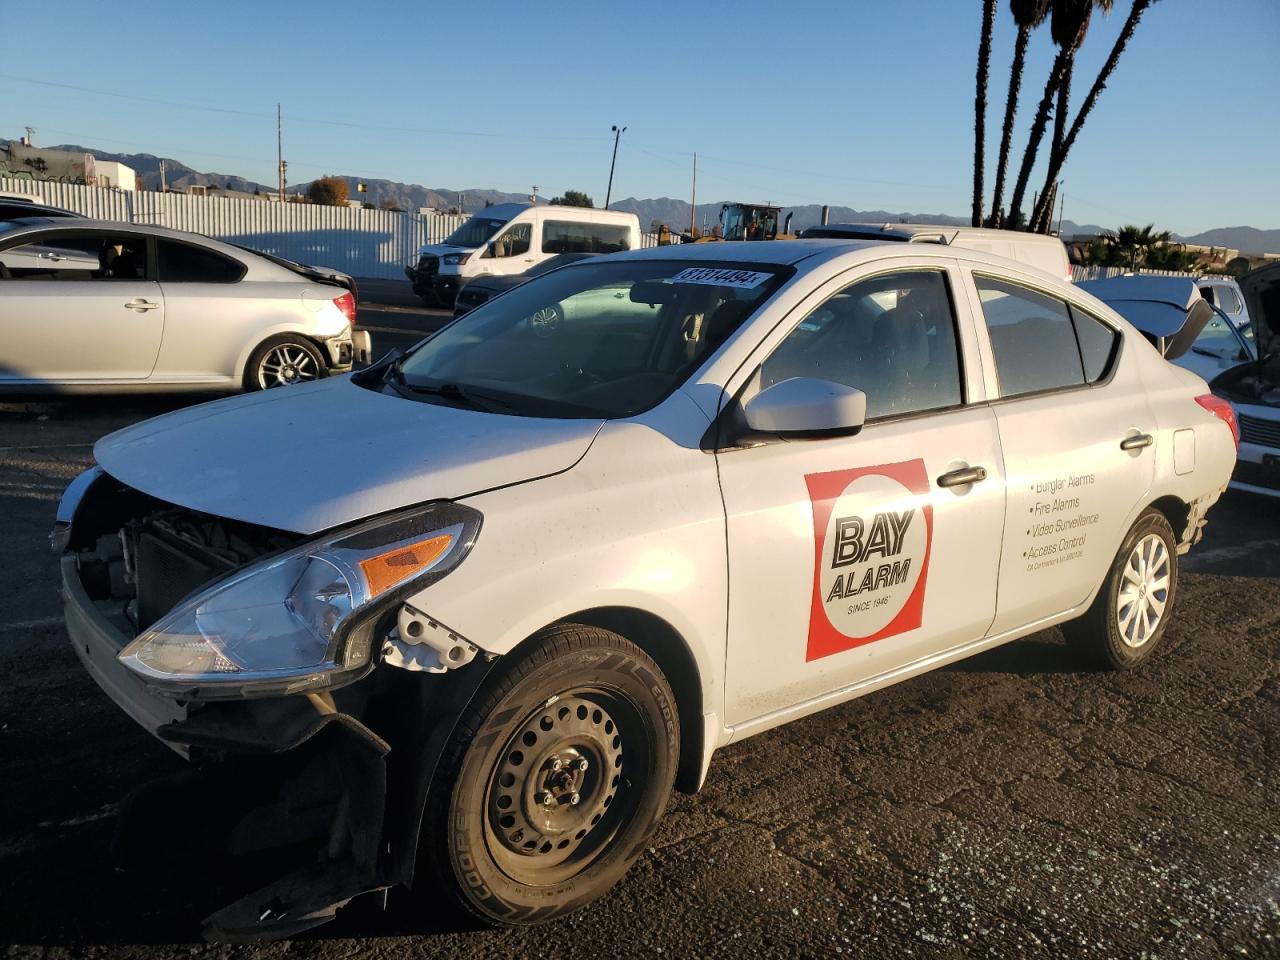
[94,377,603,534]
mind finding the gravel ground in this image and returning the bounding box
[0,302,1276,958]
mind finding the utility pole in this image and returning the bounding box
[531,185,539,203]
[1055,183,1066,238]
[159,159,167,192]
[22,126,34,146]
[605,124,626,209]
[689,151,697,236]
[276,103,285,201]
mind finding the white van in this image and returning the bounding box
[800,222,1073,283]
[407,203,641,305]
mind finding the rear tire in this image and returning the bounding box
[244,335,326,391]
[418,624,679,926]
[1062,509,1178,670]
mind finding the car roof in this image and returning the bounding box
[471,203,532,220]
[808,222,1064,245]
[0,217,248,251]
[608,238,883,267]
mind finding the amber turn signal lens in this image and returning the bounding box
[357,533,454,597]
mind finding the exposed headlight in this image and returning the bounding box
[442,252,471,265]
[118,503,481,699]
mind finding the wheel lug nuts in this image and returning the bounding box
[570,792,581,806]
[575,757,589,771]
[539,791,554,806]
[551,758,564,771]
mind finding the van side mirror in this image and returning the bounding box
[740,378,867,438]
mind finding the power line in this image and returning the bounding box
[0,73,610,144]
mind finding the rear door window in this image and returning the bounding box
[156,240,245,283]
[975,275,1084,397]
[1068,306,1120,382]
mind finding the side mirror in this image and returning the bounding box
[740,377,867,438]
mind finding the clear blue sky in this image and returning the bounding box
[2,0,1276,234]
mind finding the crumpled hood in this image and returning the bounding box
[94,377,603,534]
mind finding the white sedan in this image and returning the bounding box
[55,240,1235,938]
[0,218,370,391]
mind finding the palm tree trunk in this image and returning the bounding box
[989,24,1032,227]
[1007,47,1070,228]
[1032,58,1074,231]
[1029,0,1153,227]
[973,0,998,227]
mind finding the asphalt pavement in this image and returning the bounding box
[0,289,1276,958]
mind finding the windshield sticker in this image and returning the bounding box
[670,267,772,289]
[804,460,933,661]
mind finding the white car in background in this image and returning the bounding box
[0,219,371,392]
[1198,275,1252,329]
[1082,273,1278,498]
[57,241,1235,939]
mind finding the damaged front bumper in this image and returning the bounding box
[56,470,497,942]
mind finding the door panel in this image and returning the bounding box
[0,280,164,381]
[718,265,1006,728]
[966,272,1157,633]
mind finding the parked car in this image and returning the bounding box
[57,240,1234,939]
[0,219,371,391]
[407,203,640,306]
[799,222,1073,282]
[1197,275,1252,329]
[1081,274,1277,498]
[0,200,81,220]
[453,252,597,317]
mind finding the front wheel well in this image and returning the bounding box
[550,607,706,794]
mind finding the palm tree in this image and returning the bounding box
[1106,223,1170,270]
[988,0,1050,227]
[973,0,999,227]
[1007,0,1110,230]
[1028,0,1156,230]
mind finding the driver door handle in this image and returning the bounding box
[1120,433,1154,451]
[124,298,159,312]
[937,465,988,488]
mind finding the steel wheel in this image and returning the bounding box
[1116,533,1171,648]
[483,689,635,886]
[256,343,320,389]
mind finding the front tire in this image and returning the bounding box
[419,624,679,926]
[1062,509,1178,670]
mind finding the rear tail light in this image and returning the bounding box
[1195,394,1239,448]
[334,291,357,326]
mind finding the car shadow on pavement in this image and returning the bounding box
[942,630,1087,676]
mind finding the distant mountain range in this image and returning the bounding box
[10,141,1278,253]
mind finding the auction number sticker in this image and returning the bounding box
[804,460,933,661]
[670,267,772,288]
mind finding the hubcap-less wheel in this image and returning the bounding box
[257,343,319,388]
[485,691,630,885]
[1116,533,1170,648]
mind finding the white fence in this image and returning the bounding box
[1071,264,1202,282]
[2,178,663,279]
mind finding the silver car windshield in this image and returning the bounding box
[394,260,789,418]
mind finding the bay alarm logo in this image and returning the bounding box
[804,460,933,661]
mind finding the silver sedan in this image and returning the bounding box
[0,218,371,392]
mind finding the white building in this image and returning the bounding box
[94,160,136,191]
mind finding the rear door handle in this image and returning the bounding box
[937,465,988,488]
[124,299,159,312]
[1120,433,1154,451]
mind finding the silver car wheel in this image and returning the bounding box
[1116,533,1170,648]
[257,343,319,389]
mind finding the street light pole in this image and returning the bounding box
[605,124,626,209]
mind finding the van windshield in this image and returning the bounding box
[390,260,790,418]
[444,217,507,248]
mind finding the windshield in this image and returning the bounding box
[722,206,778,242]
[1193,306,1257,363]
[444,216,507,249]
[393,260,789,418]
